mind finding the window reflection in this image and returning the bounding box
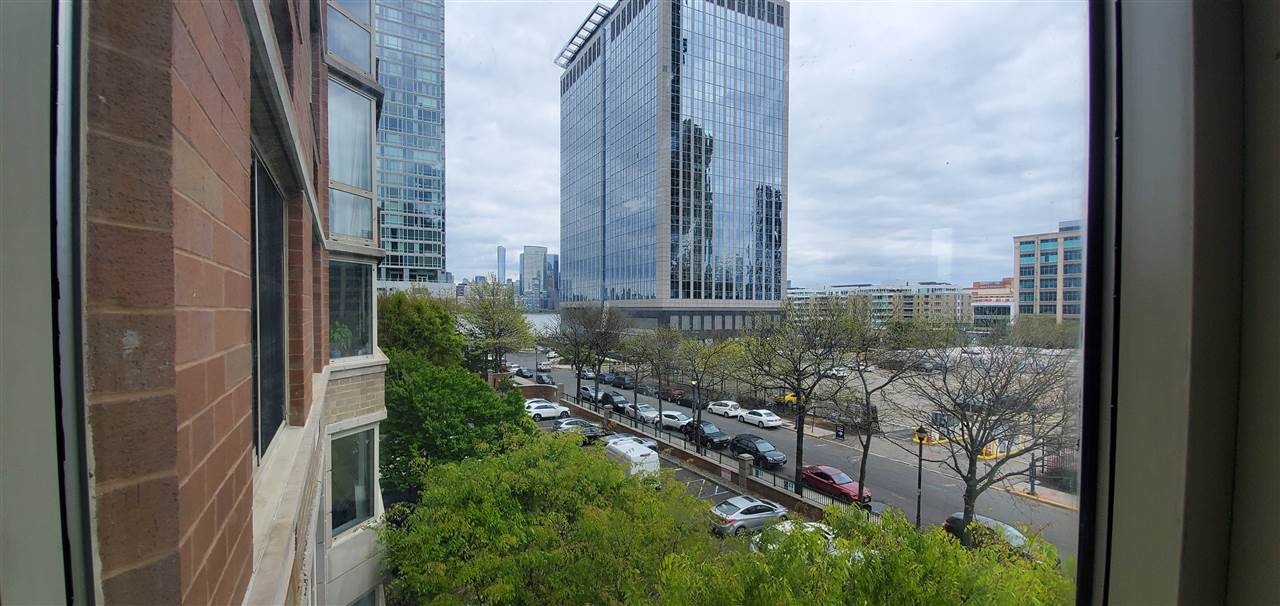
[327,5,371,71]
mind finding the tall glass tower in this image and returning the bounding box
[375,0,445,287]
[557,0,788,332]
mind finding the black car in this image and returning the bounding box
[676,393,705,408]
[612,374,635,389]
[535,373,555,385]
[682,420,731,449]
[729,434,787,468]
[515,368,535,379]
[599,372,617,385]
[600,391,631,413]
[635,383,657,396]
[577,425,616,445]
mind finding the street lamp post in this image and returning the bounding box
[915,425,927,530]
[690,379,701,455]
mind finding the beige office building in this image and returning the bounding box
[1014,221,1084,322]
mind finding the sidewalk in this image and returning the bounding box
[998,482,1080,511]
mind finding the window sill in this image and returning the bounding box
[329,348,389,380]
[245,366,330,605]
[326,237,386,260]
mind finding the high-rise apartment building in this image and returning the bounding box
[545,253,561,311]
[788,282,974,326]
[965,277,1015,329]
[1014,220,1084,322]
[2,1,387,604]
[497,245,507,283]
[376,0,446,288]
[520,245,549,310]
[557,0,789,332]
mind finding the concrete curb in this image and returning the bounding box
[995,486,1080,512]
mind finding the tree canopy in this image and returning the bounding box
[460,280,534,373]
[380,434,1073,606]
[380,350,534,492]
[378,290,465,367]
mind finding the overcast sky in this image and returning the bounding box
[442,0,1088,288]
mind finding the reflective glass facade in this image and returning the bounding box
[559,0,788,310]
[375,0,445,284]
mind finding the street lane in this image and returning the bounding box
[511,351,1079,556]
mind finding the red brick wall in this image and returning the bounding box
[170,1,255,604]
[83,1,329,602]
[82,0,182,602]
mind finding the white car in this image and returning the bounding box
[524,398,552,411]
[739,409,784,428]
[657,410,693,430]
[823,366,851,379]
[526,402,570,421]
[707,400,742,418]
[750,521,838,554]
[626,402,660,424]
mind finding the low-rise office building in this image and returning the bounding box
[788,281,974,326]
[1014,220,1084,322]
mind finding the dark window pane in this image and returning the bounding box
[331,429,374,534]
[252,158,286,455]
[329,261,373,358]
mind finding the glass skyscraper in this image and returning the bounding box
[375,0,445,286]
[558,0,788,331]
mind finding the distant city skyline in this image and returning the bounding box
[443,1,1087,290]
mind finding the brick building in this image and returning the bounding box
[2,1,388,604]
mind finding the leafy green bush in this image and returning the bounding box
[380,350,534,492]
[380,433,1074,605]
[379,291,465,367]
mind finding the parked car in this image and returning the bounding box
[774,391,798,406]
[545,350,558,360]
[605,441,660,478]
[603,434,660,452]
[943,513,1027,549]
[601,391,631,413]
[576,425,615,445]
[729,433,787,468]
[612,374,635,390]
[535,373,555,385]
[682,420,731,449]
[799,465,872,504]
[739,409,784,428]
[526,402,570,421]
[579,386,601,402]
[710,495,788,536]
[657,386,685,402]
[658,410,693,430]
[635,383,657,396]
[537,361,552,372]
[507,363,522,373]
[515,367,535,379]
[554,418,597,432]
[823,366,852,379]
[599,372,617,385]
[524,398,552,410]
[707,400,742,417]
[676,393,699,408]
[750,521,838,555]
[578,369,596,380]
[626,402,660,424]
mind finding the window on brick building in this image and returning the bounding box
[332,428,375,535]
[329,260,374,358]
[327,0,373,73]
[251,156,288,455]
[329,79,376,242]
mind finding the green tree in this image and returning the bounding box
[740,299,860,493]
[543,306,598,407]
[378,290,465,367]
[620,327,681,419]
[674,337,742,451]
[379,433,725,605]
[1011,315,1080,349]
[380,350,534,493]
[460,280,534,373]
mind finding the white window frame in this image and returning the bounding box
[327,78,377,245]
[325,0,375,78]
[328,422,381,540]
[328,255,378,362]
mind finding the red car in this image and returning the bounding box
[799,465,872,505]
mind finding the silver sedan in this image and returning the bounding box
[711,495,788,536]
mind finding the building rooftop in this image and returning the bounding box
[555,3,610,68]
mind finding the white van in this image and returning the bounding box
[605,440,660,478]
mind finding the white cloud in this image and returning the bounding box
[443,0,1088,287]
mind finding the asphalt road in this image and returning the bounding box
[511,351,1080,557]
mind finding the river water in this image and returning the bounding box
[523,312,558,334]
